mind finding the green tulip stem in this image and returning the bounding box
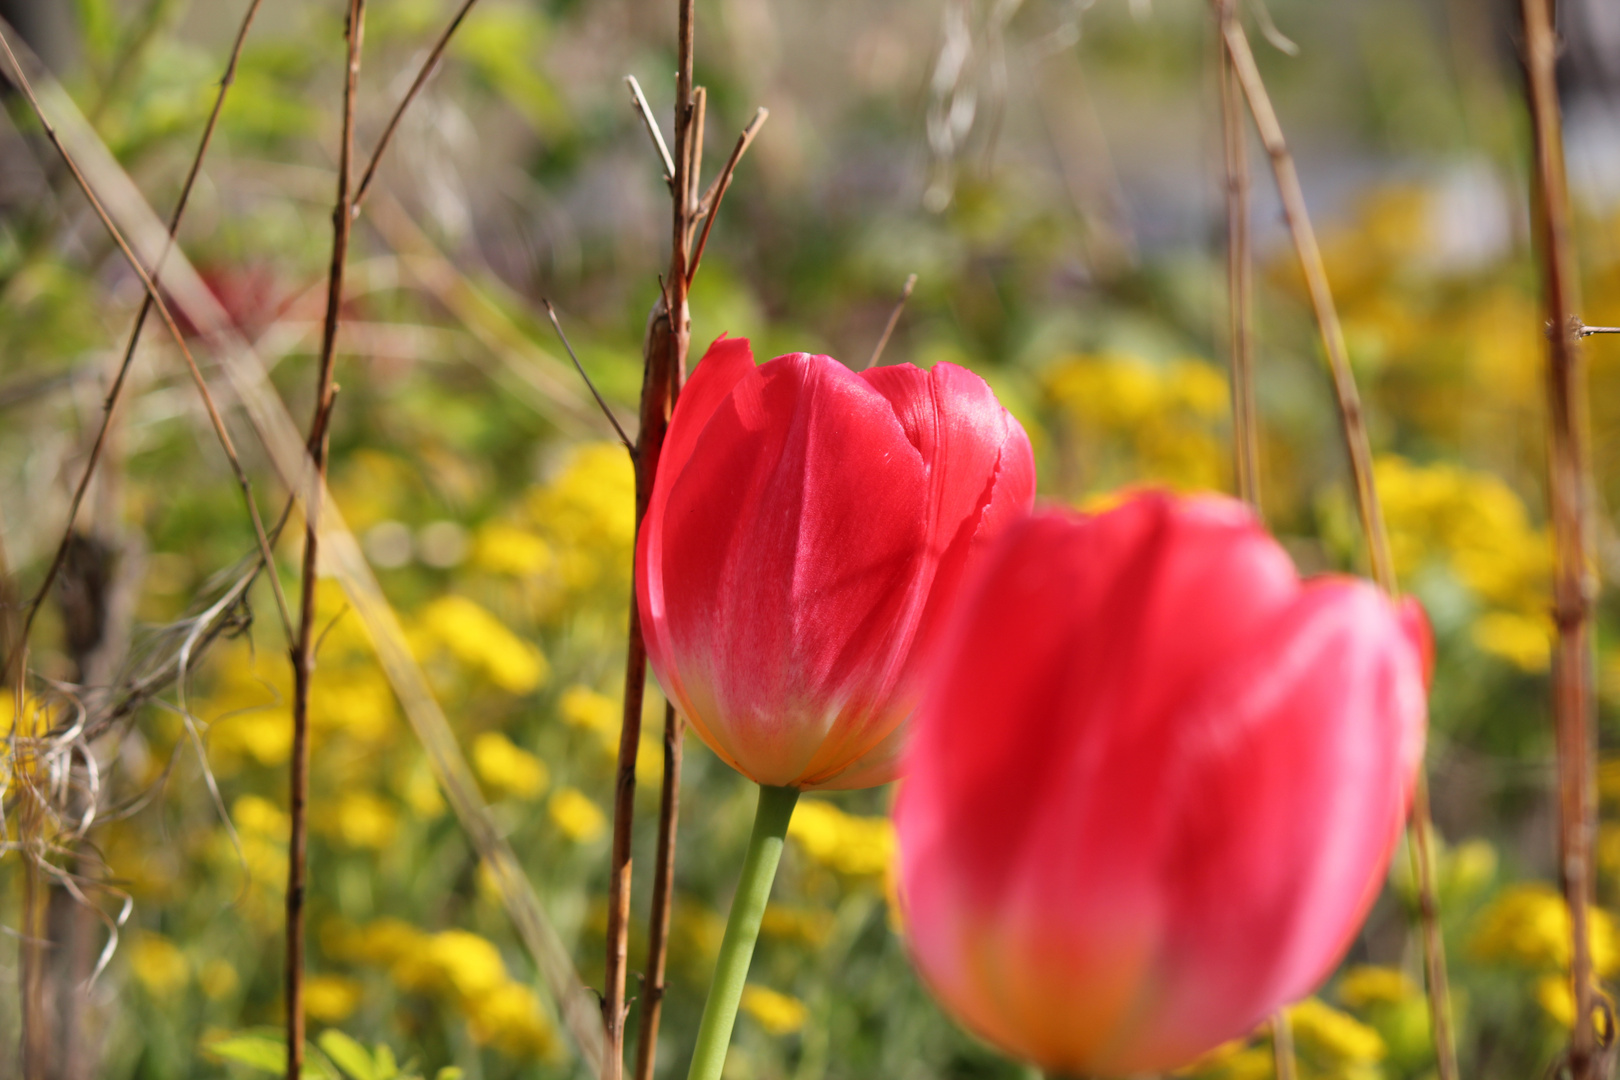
[686,783,801,1080]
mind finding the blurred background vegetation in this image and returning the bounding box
[3,0,1620,1077]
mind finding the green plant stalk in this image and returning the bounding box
[687,784,800,1080]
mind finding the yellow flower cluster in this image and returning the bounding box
[787,799,895,878]
[324,918,558,1059]
[740,984,810,1036]
[1469,881,1620,976]
[1374,455,1552,670]
[1045,353,1230,495]
[472,442,636,625]
[472,731,549,800]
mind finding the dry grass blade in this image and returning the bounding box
[627,74,678,186]
[0,25,605,1074]
[1520,0,1599,1075]
[687,107,768,287]
[1271,1010,1298,1080]
[353,0,483,212]
[864,272,918,370]
[542,299,636,456]
[1216,0,1259,511]
[1221,20,1457,1080]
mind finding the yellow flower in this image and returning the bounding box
[549,787,607,842]
[466,981,558,1059]
[740,984,809,1036]
[1288,998,1386,1063]
[527,444,636,597]
[472,732,549,800]
[400,759,447,818]
[1337,965,1418,1009]
[198,959,239,1000]
[760,905,833,947]
[1175,1042,1273,1080]
[305,974,364,1023]
[319,791,399,850]
[1045,354,1230,494]
[417,595,549,694]
[475,522,554,577]
[1470,612,1552,672]
[560,685,618,736]
[129,933,189,996]
[325,917,428,966]
[232,794,289,838]
[788,799,895,877]
[1470,882,1620,975]
[395,929,508,1000]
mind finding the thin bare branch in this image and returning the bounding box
[287,3,367,1076]
[1522,0,1600,1075]
[1222,20,1456,1080]
[1579,324,1620,337]
[16,0,271,664]
[1217,0,1259,510]
[633,702,683,1080]
[352,0,482,212]
[542,299,636,456]
[0,21,292,689]
[608,3,698,1075]
[864,273,918,370]
[687,107,769,287]
[626,74,678,187]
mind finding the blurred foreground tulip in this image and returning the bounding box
[640,336,1035,1080]
[896,493,1430,1077]
[638,335,1035,791]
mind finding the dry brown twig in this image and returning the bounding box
[286,2,366,1076]
[688,107,769,286]
[1218,16,1457,1080]
[1216,0,1258,511]
[1520,1,1601,1077]
[865,273,918,370]
[541,299,636,455]
[626,75,678,187]
[601,1,701,1068]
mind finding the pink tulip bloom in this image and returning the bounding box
[896,494,1430,1076]
[636,336,1035,791]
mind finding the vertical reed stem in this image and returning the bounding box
[287,3,366,1077]
[1520,1,1598,1075]
[1221,22,1457,1080]
[604,3,696,1074]
[1216,0,1258,511]
[634,702,685,1080]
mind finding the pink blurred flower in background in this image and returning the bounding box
[896,493,1430,1076]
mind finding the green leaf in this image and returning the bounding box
[201,1031,340,1079]
[434,1069,465,1080]
[317,1031,377,1080]
[205,1034,286,1074]
[373,1043,399,1080]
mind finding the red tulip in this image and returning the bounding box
[636,336,1035,790]
[895,493,1429,1076]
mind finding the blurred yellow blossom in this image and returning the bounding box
[1175,1038,1271,1080]
[1045,354,1229,494]
[1288,997,1386,1063]
[761,905,834,947]
[417,595,549,694]
[475,522,554,577]
[233,794,288,838]
[466,981,558,1058]
[740,984,810,1036]
[788,799,895,877]
[1374,455,1551,671]
[1534,973,1613,1030]
[199,959,239,1000]
[560,684,620,755]
[526,443,637,605]
[549,787,607,842]
[1470,882,1620,975]
[400,758,447,818]
[129,933,189,996]
[1338,965,1418,1009]
[396,929,507,999]
[305,974,364,1022]
[317,791,400,850]
[472,732,549,800]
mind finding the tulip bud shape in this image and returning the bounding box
[637,336,1036,790]
[895,494,1430,1077]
